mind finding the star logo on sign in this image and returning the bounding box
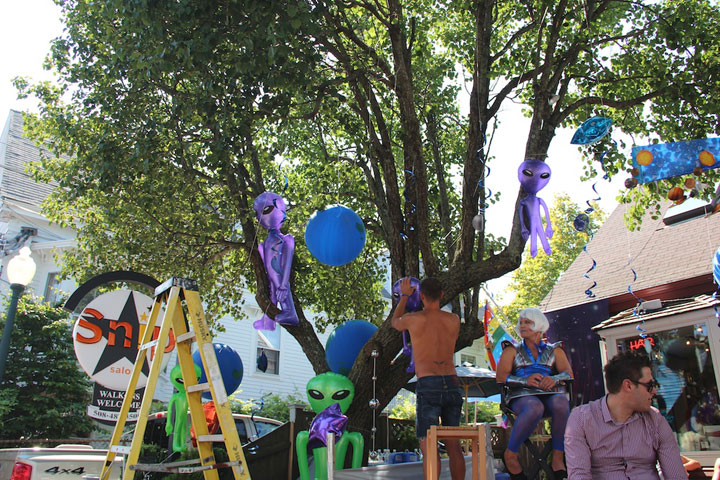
[81,292,149,377]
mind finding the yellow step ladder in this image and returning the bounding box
[98,277,251,480]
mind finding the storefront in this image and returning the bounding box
[594,295,720,465]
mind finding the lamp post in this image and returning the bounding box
[0,247,36,383]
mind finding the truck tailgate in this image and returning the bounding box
[10,453,122,480]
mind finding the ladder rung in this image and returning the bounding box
[131,460,239,473]
[186,382,210,393]
[197,434,225,442]
[139,339,158,351]
[176,331,196,343]
[110,445,131,455]
[155,277,198,297]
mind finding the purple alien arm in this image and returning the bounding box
[518,159,553,257]
[253,192,299,330]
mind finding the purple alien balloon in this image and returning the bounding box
[518,160,553,257]
[253,192,299,329]
[392,277,422,312]
[392,277,421,373]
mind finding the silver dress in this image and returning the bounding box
[502,340,570,403]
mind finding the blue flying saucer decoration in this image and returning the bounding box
[571,116,613,145]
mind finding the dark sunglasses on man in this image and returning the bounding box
[630,379,660,392]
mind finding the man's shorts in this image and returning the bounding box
[415,375,463,439]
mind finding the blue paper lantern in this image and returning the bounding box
[192,343,243,400]
[305,205,366,266]
[325,320,378,376]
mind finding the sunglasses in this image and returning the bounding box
[630,379,660,392]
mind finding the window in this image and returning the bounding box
[232,418,250,444]
[254,420,280,437]
[257,328,280,375]
[460,354,476,366]
[616,323,720,452]
[44,272,61,304]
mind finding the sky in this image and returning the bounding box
[0,1,628,299]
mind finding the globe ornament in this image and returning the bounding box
[368,398,380,410]
[305,205,366,266]
[573,213,590,232]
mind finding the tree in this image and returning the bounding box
[0,296,93,441]
[18,0,720,442]
[503,194,606,323]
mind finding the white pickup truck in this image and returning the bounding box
[0,445,122,480]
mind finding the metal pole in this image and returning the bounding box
[326,432,335,480]
[0,283,26,383]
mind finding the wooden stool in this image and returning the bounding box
[426,424,487,479]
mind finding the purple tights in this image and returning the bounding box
[507,394,569,452]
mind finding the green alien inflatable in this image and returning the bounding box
[166,363,201,453]
[296,372,364,480]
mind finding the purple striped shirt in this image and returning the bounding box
[565,396,686,479]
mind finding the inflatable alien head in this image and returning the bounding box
[170,363,201,392]
[306,372,355,414]
[518,159,551,195]
[253,191,287,231]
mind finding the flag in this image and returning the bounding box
[483,302,515,371]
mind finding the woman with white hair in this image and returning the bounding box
[496,308,573,480]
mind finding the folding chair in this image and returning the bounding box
[499,379,573,480]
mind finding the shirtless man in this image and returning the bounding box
[392,276,465,480]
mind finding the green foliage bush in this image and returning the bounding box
[230,392,307,422]
[0,295,94,442]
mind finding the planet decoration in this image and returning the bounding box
[624,178,638,189]
[325,320,378,376]
[713,246,720,286]
[392,277,422,312]
[700,151,716,167]
[573,213,590,233]
[631,137,720,184]
[667,186,686,205]
[192,343,243,400]
[570,116,612,145]
[635,150,653,166]
[305,205,366,266]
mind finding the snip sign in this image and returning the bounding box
[73,290,175,391]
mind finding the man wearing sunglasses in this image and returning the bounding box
[564,351,685,479]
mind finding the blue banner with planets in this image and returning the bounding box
[631,137,720,184]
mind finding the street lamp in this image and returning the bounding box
[0,247,37,382]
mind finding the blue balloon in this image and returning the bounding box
[305,205,366,266]
[570,116,612,145]
[713,246,720,285]
[325,320,378,376]
[192,343,243,400]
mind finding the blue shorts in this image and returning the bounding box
[415,375,463,439]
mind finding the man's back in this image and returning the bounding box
[404,309,460,378]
